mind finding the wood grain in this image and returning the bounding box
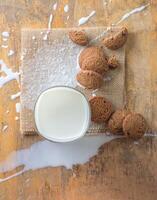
[0,0,157,199]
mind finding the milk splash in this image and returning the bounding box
[2,125,8,132]
[0,135,120,183]
[53,2,58,11]
[1,31,9,38]
[11,92,21,100]
[78,10,96,26]
[64,4,69,13]
[48,14,53,29]
[115,3,150,25]
[8,50,15,57]
[15,102,21,113]
[0,60,20,88]
[89,3,149,44]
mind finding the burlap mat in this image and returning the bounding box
[20,27,125,135]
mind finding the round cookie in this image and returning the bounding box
[122,113,147,138]
[69,30,88,46]
[81,54,108,75]
[108,109,130,134]
[79,46,108,70]
[107,55,120,69]
[102,27,128,50]
[89,96,113,123]
[76,70,103,89]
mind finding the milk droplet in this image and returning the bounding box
[53,2,58,10]
[15,102,21,113]
[64,4,69,13]
[1,45,8,48]
[10,92,21,100]
[2,31,9,37]
[15,116,19,121]
[0,60,20,88]
[78,10,96,26]
[8,50,15,56]
[2,125,8,132]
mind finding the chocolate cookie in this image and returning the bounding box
[69,30,88,46]
[122,113,147,138]
[107,55,120,69]
[76,70,103,89]
[79,46,108,68]
[102,27,128,50]
[108,109,130,134]
[89,96,113,123]
[81,54,108,75]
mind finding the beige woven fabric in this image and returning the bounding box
[20,27,125,135]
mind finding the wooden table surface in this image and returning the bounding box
[0,0,157,199]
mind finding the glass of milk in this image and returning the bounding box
[34,86,91,142]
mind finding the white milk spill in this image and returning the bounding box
[11,92,21,100]
[15,102,21,113]
[0,60,20,88]
[34,87,90,142]
[89,3,149,44]
[2,125,8,132]
[8,50,14,57]
[1,45,8,49]
[15,116,19,121]
[53,2,58,11]
[64,4,69,13]
[115,4,150,25]
[2,38,8,41]
[43,34,48,40]
[78,10,96,26]
[48,14,53,29]
[1,31,9,38]
[0,135,120,183]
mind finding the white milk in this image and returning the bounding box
[34,87,90,142]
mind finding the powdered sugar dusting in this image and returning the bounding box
[104,76,112,82]
[78,10,96,26]
[22,32,84,110]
